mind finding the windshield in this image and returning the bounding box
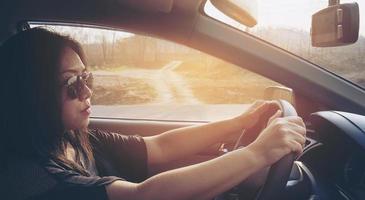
[205,0,365,88]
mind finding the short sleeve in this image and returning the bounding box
[2,158,122,200]
[28,184,109,200]
[32,159,123,200]
[89,129,148,183]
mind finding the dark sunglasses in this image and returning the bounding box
[63,72,93,100]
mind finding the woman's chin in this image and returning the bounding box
[80,118,90,130]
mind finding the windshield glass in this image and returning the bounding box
[205,0,365,88]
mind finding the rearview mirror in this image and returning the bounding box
[210,0,258,27]
[311,3,359,47]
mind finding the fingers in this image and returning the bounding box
[289,140,304,154]
[249,113,307,165]
[268,116,306,136]
[268,116,307,154]
[239,101,278,129]
[252,100,280,115]
[284,121,306,136]
[247,101,266,114]
[266,100,281,110]
[285,116,306,129]
[280,122,306,155]
[286,129,306,146]
[267,110,282,125]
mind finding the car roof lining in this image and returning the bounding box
[116,0,174,13]
[0,0,201,45]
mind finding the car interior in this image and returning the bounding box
[2,0,365,199]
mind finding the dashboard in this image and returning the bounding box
[295,111,365,200]
[214,110,365,200]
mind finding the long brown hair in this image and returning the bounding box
[0,27,93,175]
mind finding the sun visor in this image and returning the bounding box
[117,0,174,13]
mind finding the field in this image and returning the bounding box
[90,60,280,106]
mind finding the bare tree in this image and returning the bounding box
[101,34,107,65]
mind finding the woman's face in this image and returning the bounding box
[60,47,92,131]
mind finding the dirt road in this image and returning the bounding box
[93,61,201,104]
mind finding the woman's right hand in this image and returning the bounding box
[247,110,306,167]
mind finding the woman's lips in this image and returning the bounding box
[81,106,91,115]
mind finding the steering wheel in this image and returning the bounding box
[232,100,297,200]
[254,100,297,200]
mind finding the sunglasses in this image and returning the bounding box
[63,72,93,100]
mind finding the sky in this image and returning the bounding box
[205,0,365,36]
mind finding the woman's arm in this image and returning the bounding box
[144,101,279,165]
[106,112,306,200]
[107,146,264,200]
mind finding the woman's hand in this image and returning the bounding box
[246,110,306,166]
[234,100,280,130]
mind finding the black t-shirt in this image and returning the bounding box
[1,129,148,200]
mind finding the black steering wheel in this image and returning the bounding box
[231,100,297,200]
[217,100,298,200]
[254,100,297,200]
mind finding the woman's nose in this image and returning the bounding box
[79,83,93,101]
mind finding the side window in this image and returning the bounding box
[30,24,284,121]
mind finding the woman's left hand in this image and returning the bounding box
[234,100,280,130]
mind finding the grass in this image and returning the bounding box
[175,61,280,104]
[91,75,157,105]
[90,61,281,105]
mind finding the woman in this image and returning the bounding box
[0,28,306,200]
